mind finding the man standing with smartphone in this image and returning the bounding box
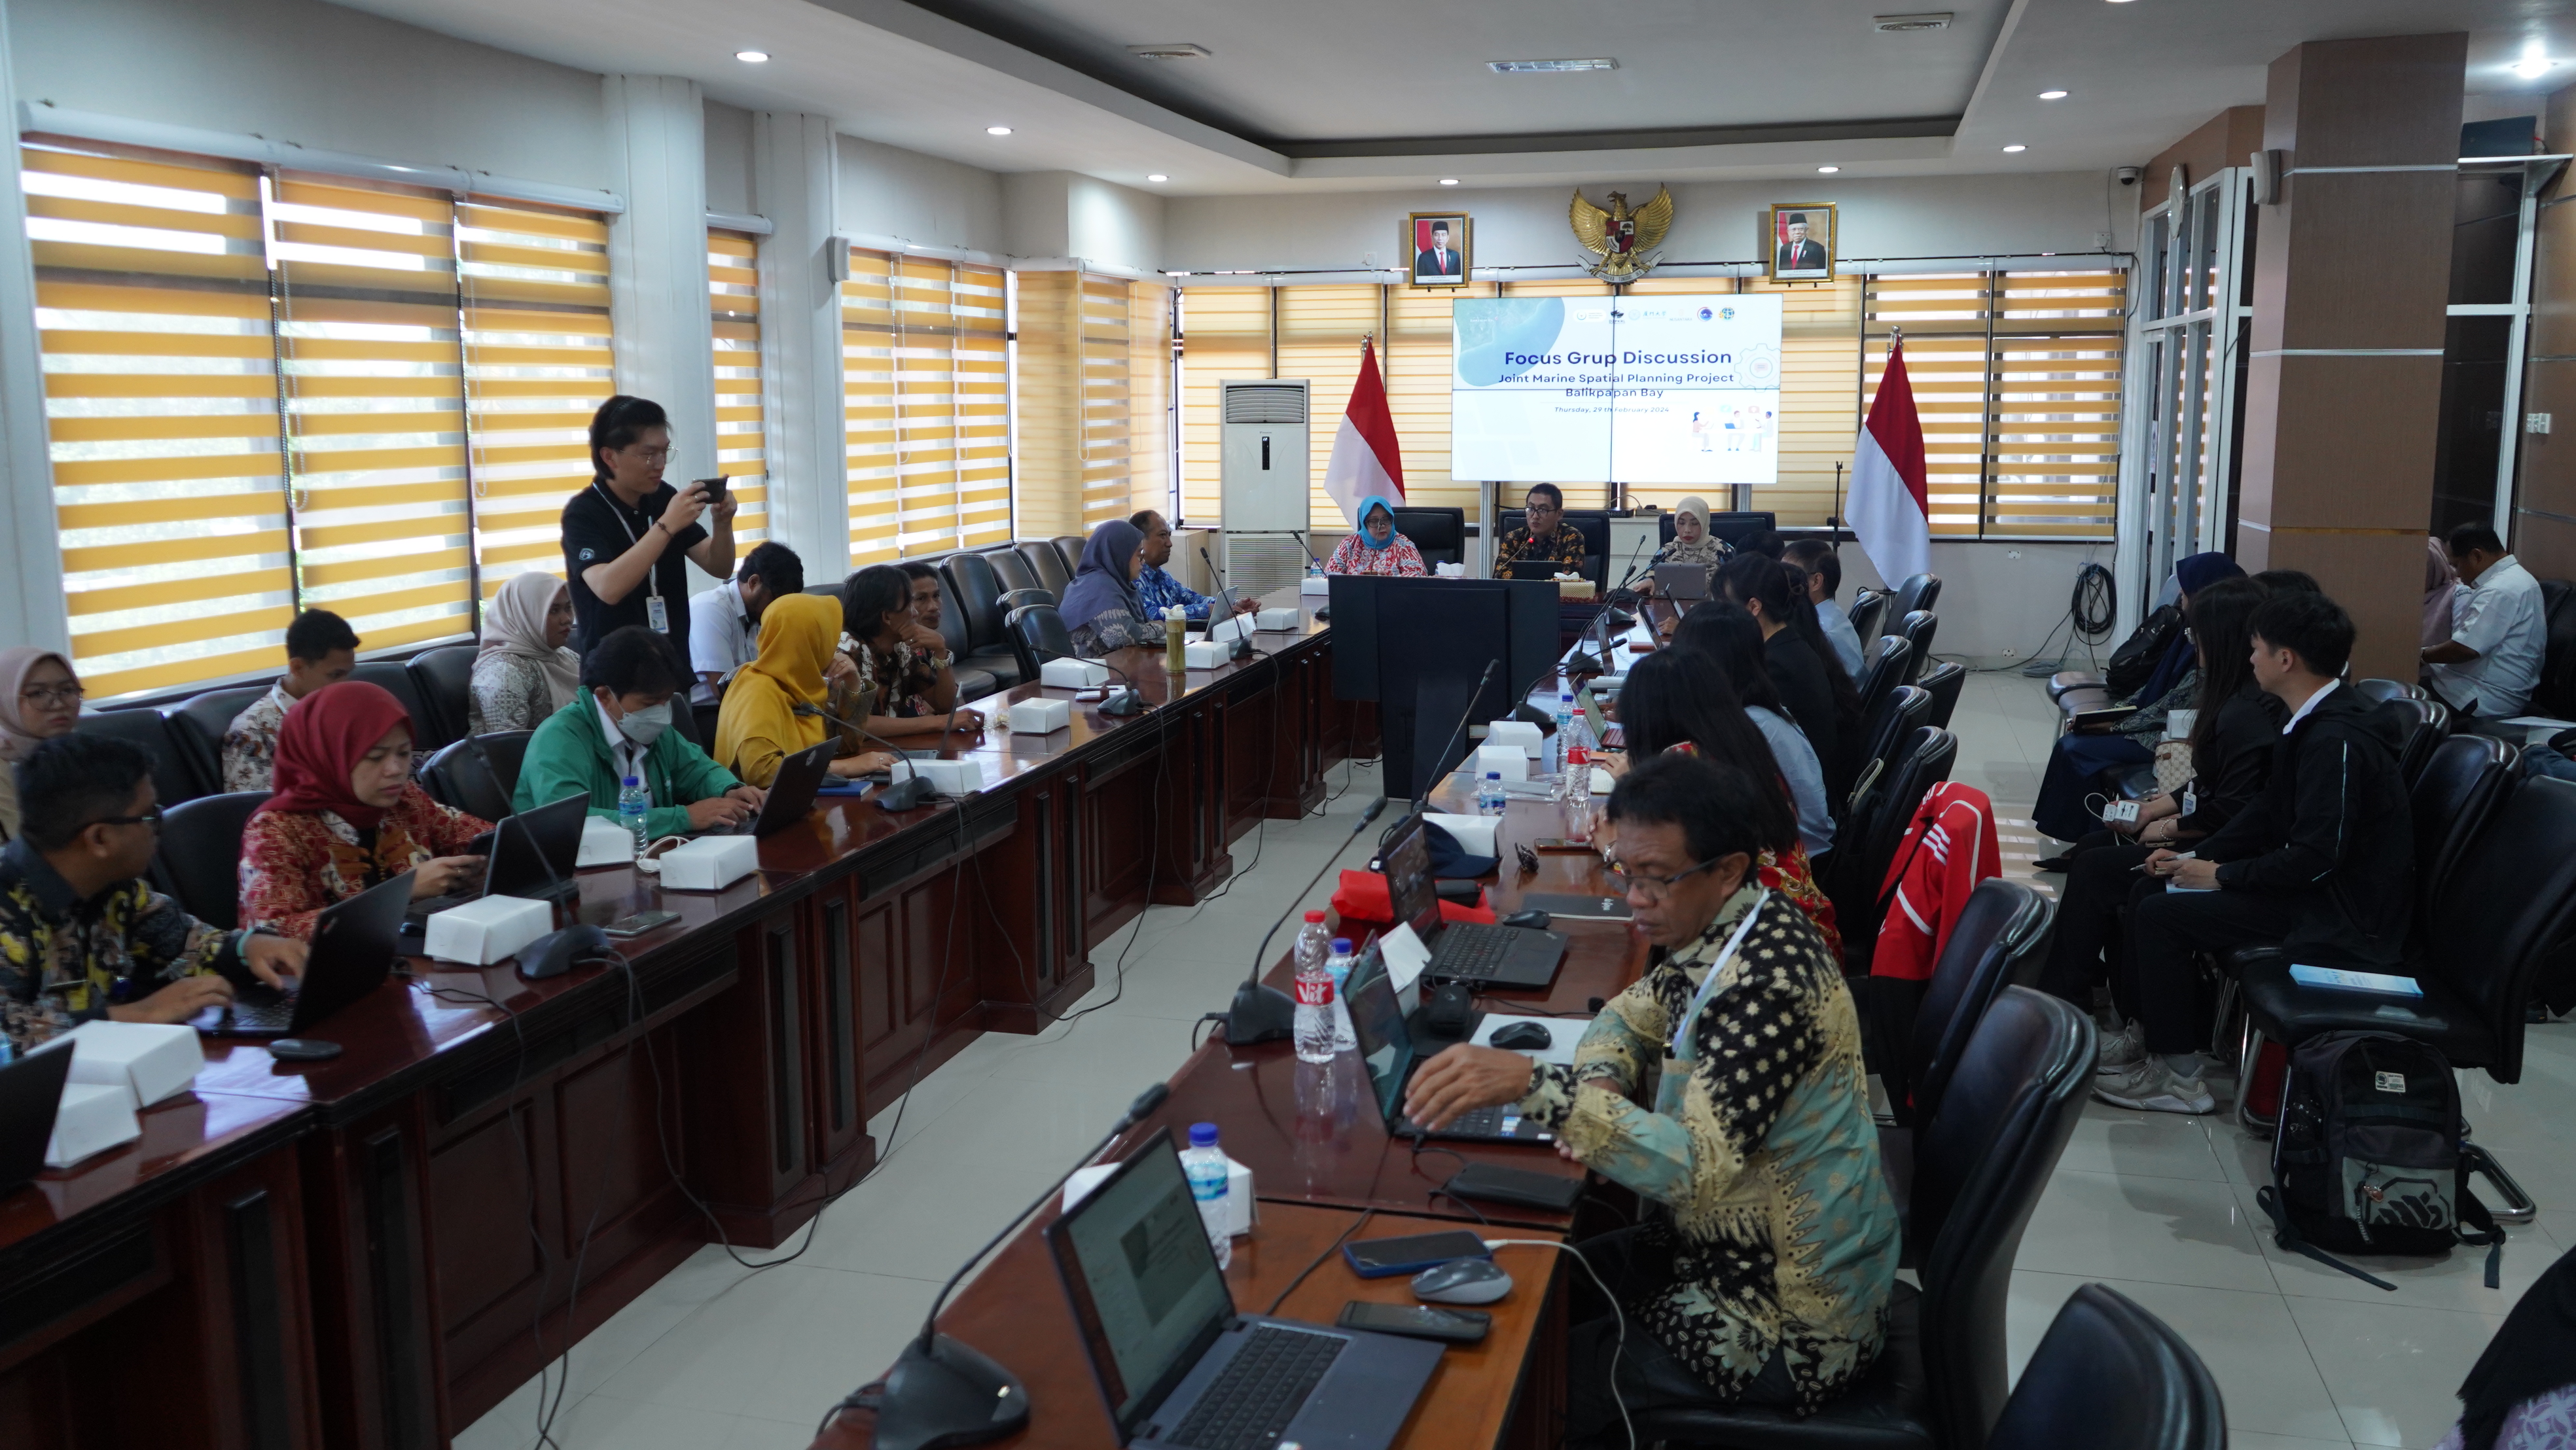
[560,395,738,660]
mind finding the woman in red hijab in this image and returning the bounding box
[238,681,491,939]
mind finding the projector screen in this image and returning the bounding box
[1450,293,1783,486]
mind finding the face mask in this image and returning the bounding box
[615,701,671,748]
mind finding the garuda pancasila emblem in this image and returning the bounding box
[1569,185,1673,282]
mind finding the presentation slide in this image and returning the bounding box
[1450,294,1783,486]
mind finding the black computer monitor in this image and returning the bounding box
[1325,575,1559,798]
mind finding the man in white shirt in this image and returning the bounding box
[2423,523,2545,719]
[1783,539,1865,680]
[687,542,804,707]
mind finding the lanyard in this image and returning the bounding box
[1670,889,1770,1057]
[592,482,663,603]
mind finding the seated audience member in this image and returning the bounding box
[2424,523,2545,719]
[515,626,763,838]
[2105,590,2412,1114]
[1783,539,1865,678]
[1633,495,1730,597]
[1403,752,1896,1426]
[1670,602,1829,815]
[1060,520,1158,655]
[2437,1239,2576,1450]
[2425,536,2458,649]
[838,566,976,737]
[240,682,492,938]
[1717,553,1857,791]
[1324,495,1430,576]
[1493,483,1587,571]
[0,648,83,843]
[688,541,806,707]
[470,571,582,735]
[716,593,898,787]
[0,735,305,1052]
[893,563,984,725]
[2036,578,2279,1036]
[223,609,359,792]
[2031,550,2243,847]
[1132,510,1259,616]
[1615,648,1838,953]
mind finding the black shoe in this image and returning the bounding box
[2033,853,2077,873]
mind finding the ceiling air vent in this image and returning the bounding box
[1872,12,1953,30]
[1127,43,1212,60]
[1488,58,1619,73]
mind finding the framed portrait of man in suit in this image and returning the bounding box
[1406,212,1471,288]
[1764,202,1836,281]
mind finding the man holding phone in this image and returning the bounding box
[561,395,738,659]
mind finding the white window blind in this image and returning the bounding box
[461,200,614,592]
[709,228,767,544]
[840,249,1012,561]
[1175,287,1270,525]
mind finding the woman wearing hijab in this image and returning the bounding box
[470,570,582,735]
[715,592,898,787]
[2439,1241,2576,1450]
[0,648,83,843]
[1634,496,1731,596]
[238,682,491,940]
[1323,496,1428,576]
[1060,519,1158,656]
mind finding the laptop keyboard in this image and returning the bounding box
[1431,923,1520,980]
[1398,1105,1506,1138]
[1165,1324,1344,1450]
[211,985,300,1033]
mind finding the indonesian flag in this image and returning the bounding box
[1850,336,1932,585]
[1322,338,1405,525]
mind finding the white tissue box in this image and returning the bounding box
[656,834,761,892]
[1067,1154,1254,1235]
[38,1019,202,1108]
[577,816,635,867]
[423,893,556,964]
[1423,812,1500,858]
[1484,720,1544,757]
[1436,562,1466,578]
[1256,608,1302,631]
[1183,639,1232,669]
[1590,766,1615,795]
[1472,743,1529,782]
[907,758,986,795]
[45,1082,141,1168]
[1008,698,1071,734]
[1041,658,1110,688]
[1208,614,1255,644]
[1300,575,1332,595]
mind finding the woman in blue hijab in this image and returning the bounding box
[1060,518,1158,656]
[1323,495,1429,576]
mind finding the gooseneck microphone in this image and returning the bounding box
[1414,658,1500,811]
[853,1082,1173,1450]
[1227,796,1389,1044]
[795,702,962,811]
[1198,545,1255,661]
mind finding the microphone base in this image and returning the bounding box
[875,775,933,812]
[1223,982,1297,1044]
[869,1335,1029,1450]
[1099,688,1147,716]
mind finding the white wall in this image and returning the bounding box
[998,169,1164,272]
[837,133,1004,253]
[1166,171,2134,275]
[1836,538,2113,664]
[704,99,753,216]
[11,0,609,188]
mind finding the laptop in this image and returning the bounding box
[1651,561,1712,602]
[0,1044,76,1194]
[406,793,588,925]
[1501,559,1571,580]
[1346,951,1553,1144]
[200,869,414,1037]
[1045,1128,1443,1450]
[710,739,834,835]
[1384,812,1566,989]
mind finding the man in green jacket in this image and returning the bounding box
[514,625,764,838]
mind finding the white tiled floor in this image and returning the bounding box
[458,672,2573,1450]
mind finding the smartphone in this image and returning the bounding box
[1336,1301,1491,1344]
[1342,1230,1491,1279]
[601,910,681,939]
[692,476,728,504]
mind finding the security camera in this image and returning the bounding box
[2114,166,2142,186]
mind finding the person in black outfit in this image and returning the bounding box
[1716,552,1859,799]
[560,395,738,658]
[2037,578,2281,1044]
[2098,589,2412,1116]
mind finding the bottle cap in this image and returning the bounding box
[1331,938,1352,955]
[1486,771,1501,780]
[1304,910,1327,923]
[622,776,641,787]
[1189,1122,1220,1147]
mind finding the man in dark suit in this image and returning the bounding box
[1415,221,1460,279]
[1776,213,1827,272]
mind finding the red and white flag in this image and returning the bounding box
[1850,336,1932,585]
[1322,338,1405,525]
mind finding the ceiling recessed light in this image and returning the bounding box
[1440,177,1459,185]
[2003,144,2027,152]
[986,126,1013,135]
[1488,58,1617,73]
[2513,58,2557,79]
[734,50,769,62]
[1148,173,1168,183]
[1871,12,1952,31]
[1126,42,1211,60]
[1817,166,1840,173]
[2038,89,2068,99]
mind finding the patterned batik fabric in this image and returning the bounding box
[0,838,235,1053]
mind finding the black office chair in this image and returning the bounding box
[75,709,199,808]
[349,661,442,751]
[2353,678,2429,705]
[1848,589,1889,648]
[1918,660,1967,730]
[2410,734,2518,911]
[1984,1284,2227,1450]
[2047,669,2106,700]
[1389,506,1466,568]
[1832,726,1958,954]
[1848,684,1931,823]
[1005,604,1076,682]
[996,588,1054,615]
[929,574,1000,701]
[941,553,1026,689]
[2537,576,2576,716]
[407,645,478,749]
[164,684,270,798]
[1898,879,2054,1129]
[2382,696,2451,787]
[1018,540,1072,597]
[1899,609,1940,682]
[1631,987,2092,1450]
[421,731,531,824]
[984,547,1045,600]
[1853,635,1914,741]
[1708,510,1779,550]
[151,791,266,931]
[1891,572,1942,618]
[1050,535,1084,578]
[1497,507,1609,586]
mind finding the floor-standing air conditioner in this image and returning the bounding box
[1219,380,1311,597]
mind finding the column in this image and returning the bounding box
[751,113,850,578]
[2234,33,2465,679]
[0,0,67,651]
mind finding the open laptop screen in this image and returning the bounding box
[1342,952,1412,1126]
[1049,1132,1235,1438]
[1379,813,1444,943]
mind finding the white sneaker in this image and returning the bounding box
[2095,1021,2147,1075]
[2092,1058,2217,1114]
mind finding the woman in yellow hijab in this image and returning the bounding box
[713,593,899,786]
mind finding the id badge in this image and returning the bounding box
[2181,785,2198,818]
[646,595,670,633]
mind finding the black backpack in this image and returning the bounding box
[2256,1031,2504,1290]
[2103,603,2181,697]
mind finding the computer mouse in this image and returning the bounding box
[1499,909,1551,930]
[1490,1021,1552,1052]
[1411,1258,1512,1305]
[266,1038,342,1062]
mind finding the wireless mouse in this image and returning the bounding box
[1490,1021,1552,1051]
[1499,909,1551,930]
[1411,1258,1512,1305]
[267,1038,342,1062]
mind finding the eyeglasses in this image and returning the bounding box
[82,806,164,835]
[621,446,673,464]
[19,683,84,707]
[1600,854,1723,903]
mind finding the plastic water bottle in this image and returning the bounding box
[1293,947,1338,1064]
[1553,692,1576,772]
[1293,910,1331,987]
[1478,771,1507,817]
[618,775,652,855]
[1325,938,1357,1052]
[1181,1123,1232,1269]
